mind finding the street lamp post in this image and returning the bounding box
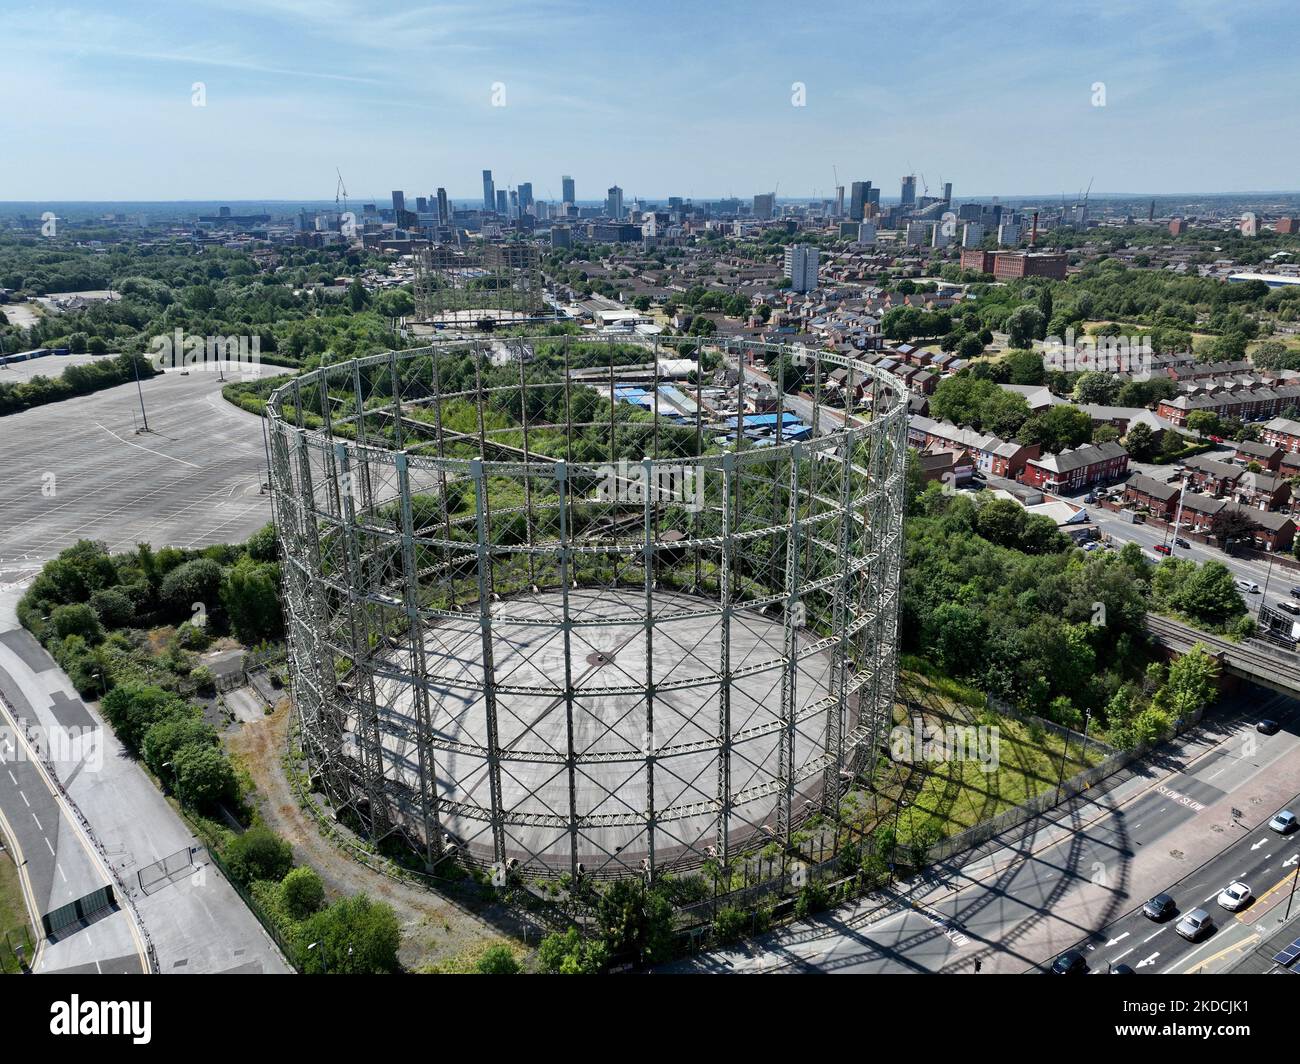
[131,352,150,433]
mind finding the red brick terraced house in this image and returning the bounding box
[1261,416,1300,454]
[1020,441,1129,493]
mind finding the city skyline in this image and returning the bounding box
[4,0,1300,201]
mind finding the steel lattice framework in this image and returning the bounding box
[266,336,908,882]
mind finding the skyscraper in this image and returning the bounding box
[849,181,871,222]
[562,175,575,205]
[482,170,495,212]
[436,187,449,226]
[606,185,623,219]
[834,186,844,218]
[518,182,534,216]
[942,181,952,204]
[496,189,508,215]
[753,192,774,220]
[900,175,916,208]
[391,190,405,214]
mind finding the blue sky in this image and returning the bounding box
[3,0,1298,202]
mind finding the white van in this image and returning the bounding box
[1235,579,1261,594]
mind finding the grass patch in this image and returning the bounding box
[866,668,1107,848]
[0,845,36,973]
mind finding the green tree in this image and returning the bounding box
[1021,405,1093,452]
[174,743,236,810]
[225,825,294,886]
[222,558,282,643]
[1124,422,1156,461]
[159,557,223,618]
[596,880,675,966]
[1186,410,1221,439]
[1006,305,1045,349]
[296,894,401,974]
[50,602,104,643]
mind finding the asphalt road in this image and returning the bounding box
[0,670,148,974]
[674,686,1300,974]
[1073,787,1300,975]
[1081,501,1300,621]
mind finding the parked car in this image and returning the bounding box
[1268,810,1297,834]
[1176,908,1215,941]
[1217,881,1252,912]
[1235,579,1261,594]
[1289,586,1300,599]
[1175,538,1190,548]
[1143,893,1177,921]
[1154,543,1172,555]
[1257,719,1281,735]
[1279,600,1300,615]
[1051,950,1088,975]
[1111,963,1136,974]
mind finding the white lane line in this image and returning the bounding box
[1143,927,1166,943]
[44,837,55,856]
[94,422,201,469]
[31,812,42,830]
[57,863,67,883]
[19,790,29,806]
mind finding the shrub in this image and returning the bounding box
[189,664,216,695]
[101,682,190,749]
[140,711,214,779]
[713,906,749,944]
[225,826,294,887]
[175,621,211,650]
[295,894,401,974]
[536,927,609,974]
[89,587,134,628]
[280,866,325,920]
[474,945,521,974]
[50,602,104,644]
[159,558,223,619]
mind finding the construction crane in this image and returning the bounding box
[335,168,349,216]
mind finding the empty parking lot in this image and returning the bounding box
[0,364,288,573]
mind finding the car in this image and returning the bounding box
[1217,881,1252,912]
[1176,908,1215,941]
[1290,586,1300,599]
[1051,950,1088,975]
[1269,810,1297,834]
[1082,541,1100,552]
[1209,435,1225,443]
[1257,719,1281,735]
[1236,579,1261,594]
[1143,893,1177,921]
[1279,600,1300,615]
[1111,963,1136,974]
[1154,543,1172,555]
[1175,538,1190,548]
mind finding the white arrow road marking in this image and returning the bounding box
[1137,952,1160,968]
[1251,839,1267,851]
[1107,932,1130,947]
